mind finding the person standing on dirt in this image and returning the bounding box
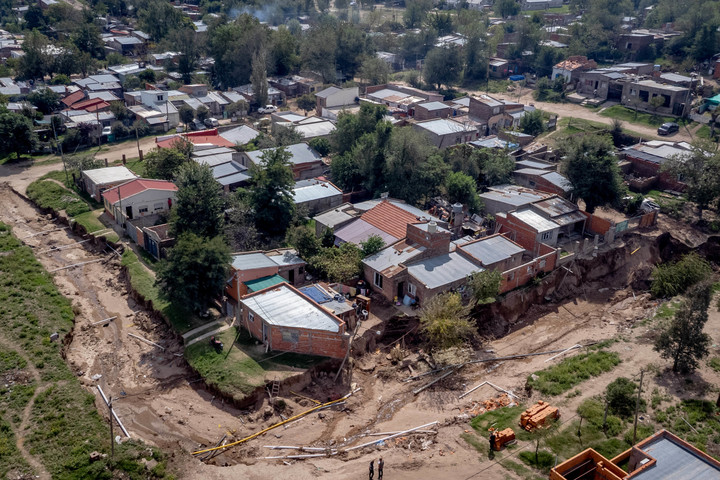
[369,459,375,480]
[378,457,384,479]
[489,431,496,451]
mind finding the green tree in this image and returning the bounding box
[178,104,195,127]
[18,30,53,81]
[196,105,209,123]
[446,144,481,179]
[248,147,296,236]
[519,109,546,136]
[144,146,189,180]
[71,22,105,60]
[467,269,502,304]
[50,74,71,85]
[423,47,462,90]
[420,292,476,350]
[251,50,269,108]
[403,0,432,28]
[330,151,363,191]
[360,234,385,258]
[171,26,204,83]
[446,171,482,213]
[479,149,515,186]
[270,26,300,76]
[359,56,391,85]
[560,134,624,213]
[309,137,330,157]
[663,139,720,219]
[224,191,259,252]
[301,23,337,83]
[605,377,642,418]
[0,111,38,159]
[27,88,60,114]
[171,162,225,238]
[155,233,230,313]
[650,253,712,298]
[209,15,267,89]
[296,93,316,114]
[138,0,187,41]
[226,100,249,118]
[310,242,362,282]
[321,227,335,248]
[654,280,713,374]
[331,102,388,155]
[494,0,520,18]
[286,224,321,259]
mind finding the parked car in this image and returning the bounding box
[204,117,219,127]
[101,126,112,136]
[258,105,277,114]
[657,122,679,135]
[192,120,204,131]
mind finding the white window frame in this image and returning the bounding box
[408,283,417,296]
[248,312,254,323]
[541,231,552,241]
[138,206,149,214]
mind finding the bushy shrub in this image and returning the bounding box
[650,253,712,298]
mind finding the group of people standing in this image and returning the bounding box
[369,457,384,479]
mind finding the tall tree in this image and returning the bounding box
[144,144,190,180]
[359,56,391,85]
[0,111,38,159]
[270,26,300,76]
[420,292,476,350]
[155,233,230,313]
[479,148,515,187]
[18,30,52,81]
[446,171,482,213]
[297,93,316,114]
[423,47,462,90]
[172,27,204,83]
[560,135,624,213]
[248,147,296,236]
[27,88,60,114]
[520,109,546,136]
[654,281,713,374]
[251,50,269,108]
[301,23,337,83]
[171,162,225,238]
[209,14,267,89]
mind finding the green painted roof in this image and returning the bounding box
[244,274,287,293]
[706,94,720,105]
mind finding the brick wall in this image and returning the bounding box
[513,172,567,197]
[363,262,408,303]
[499,244,558,293]
[414,105,451,121]
[241,304,348,359]
[581,211,613,236]
[496,214,543,253]
[626,155,685,191]
[406,224,451,255]
[225,265,279,301]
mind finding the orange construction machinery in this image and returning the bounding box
[520,401,559,431]
[489,427,516,451]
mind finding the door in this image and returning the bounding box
[125,206,133,220]
[262,323,268,343]
[397,281,404,300]
[288,269,295,284]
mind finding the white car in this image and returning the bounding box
[258,105,277,114]
[101,126,112,136]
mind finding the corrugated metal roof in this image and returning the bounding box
[480,187,550,208]
[315,86,342,98]
[362,240,426,273]
[231,252,277,271]
[102,179,177,204]
[241,284,342,332]
[246,143,322,166]
[407,252,483,290]
[244,274,286,292]
[460,235,524,266]
[415,118,475,136]
[418,101,449,111]
[516,160,554,170]
[293,180,342,204]
[335,219,399,247]
[217,172,250,186]
[83,166,138,186]
[314,207,355,229]
[550,210,587,227]
[512,209,559,232]
[220,125,260,145]
[531,197,578,217]
[541,171,572,192]
[266,249,304,266]
[633,435,720,480]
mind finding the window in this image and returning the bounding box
[157,95,164,102]
[493,107,500,114]
[539,259,546,268]
[248,312,254,323]
[138,206,148,214]
[639,90,649,102]
[630,88,637,96]
[541,231,552,241]
[408,283,417,296]
[281,330,299,343]
[373,272,383,288]
[527,266,534,274]
[154,202,164,211]
[529,180,536,187]
[508,272,515,281]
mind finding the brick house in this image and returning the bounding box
[241,143,324,181]
[81,166,138,201]
[620,141,689,192]
[468,94,523,135]
[513,169,572,197]
[414,101,452,120]
[239,283,349,359]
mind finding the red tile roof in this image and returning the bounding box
[102,178,178,204]
[156,131,235,149]
[61,91,86,107]
[360,200,422,240]
[71,98,109,111]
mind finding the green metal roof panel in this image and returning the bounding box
[244,274,287,292]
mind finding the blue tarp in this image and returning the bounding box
[509,75,525,81]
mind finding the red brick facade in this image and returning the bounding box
[499,243,558,293]
[625,154,685,192]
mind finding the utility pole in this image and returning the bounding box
[632,369,644,444]
[135,124,141,159]
[51,116,69,185]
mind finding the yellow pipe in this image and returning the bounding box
[631,247,641,255]
[192,392,352,456]
[290,391,321,404]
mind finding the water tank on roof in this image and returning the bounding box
[452,202,463,214]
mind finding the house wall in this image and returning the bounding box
[298,192,343,215]
[414,105,452,121]
[324,87,359,108]
[240,305,348,359]
[293,161,325,181]
[581,211,613,236]
[499,243,558,293]
[512,172,567,197]
[83,178,131,201]
[105,190,176,223]
[468,97,502,121]
[625,154,685,191]
[225,265,279,302]
[363,263,408,302]
[621,83,690,116]
[496,213,559,253]
[576,72,610,99]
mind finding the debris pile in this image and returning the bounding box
[463,394,513,417]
